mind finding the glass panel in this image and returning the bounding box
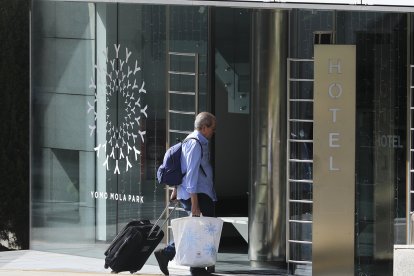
[169,132,188,145]
[31,1,97,253]
[112,3,168,237]
[290,221,312,243]
[289,61,314,80]
[289,9,334,59]
[289,181,312,201]
[170,93,196,112]
[168,4,208,103]
[289,101,313,120]
[289,162,313,181]
[170,54,196,73]
[411,88,414,109]
[336,11,407,276]
[31,1,170,256]
[290,142,313,161]
[289,122,313,141]
[31,4,409,274]
[289,242,312,262]
[289,202,313,220]
[170,74,196,93]
[290,9,407,275]
[169,113,194,132]
[289,81,313,100]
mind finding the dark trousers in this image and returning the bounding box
[163,193,215,261]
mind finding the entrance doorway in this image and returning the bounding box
[213,7,251,253]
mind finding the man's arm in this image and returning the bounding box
[190,193,201,216]
[182,139,202,216]
[170,187,177,201]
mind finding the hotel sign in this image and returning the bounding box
[313,45,356,276]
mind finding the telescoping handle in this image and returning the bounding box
[148,201,178,237]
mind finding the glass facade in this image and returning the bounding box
[288,10,408,274]
[31,1,210,253]
[31,1,411,275]
[32,1,98,253]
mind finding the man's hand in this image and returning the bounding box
[190,193,201,216]
[170,187,177,202]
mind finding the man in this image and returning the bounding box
[154,112,217,276]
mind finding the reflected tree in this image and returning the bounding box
[0,0,30,250]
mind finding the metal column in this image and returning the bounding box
[249,9,288,265]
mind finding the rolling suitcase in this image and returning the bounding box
[104,202,177,274]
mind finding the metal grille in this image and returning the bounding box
[165,51,199,242]
[286,58,314,268]
[408,65,414,244]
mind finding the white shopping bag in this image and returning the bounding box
[171,216,223,267]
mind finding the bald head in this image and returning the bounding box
[194,112,216,130]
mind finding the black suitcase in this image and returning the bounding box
[104,203,177,274]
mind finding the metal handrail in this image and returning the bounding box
[288,240,312,244]
[168,109,196,115]
[288,118,314,123]
[288,139,314,143]
[288,159,313,163]
[168,70,196,76]
[288,179,313,183]
[289,99,314,102]
[169,90,196,95]
[289,199,313,204]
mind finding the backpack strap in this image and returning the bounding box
[182,137,207,176]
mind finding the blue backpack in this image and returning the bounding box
[157,137,206,186]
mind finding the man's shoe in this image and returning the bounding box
[190,267,209,275]
[154,249,170,275]
[206,265,215,273]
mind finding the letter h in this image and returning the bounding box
[329,59,342,74]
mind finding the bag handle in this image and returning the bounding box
[148,201,179,237]
[190,213,203,217]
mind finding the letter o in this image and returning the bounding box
[328,83,343,98]
[381,136,387,147]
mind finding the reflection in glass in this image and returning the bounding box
[31,1,97,253]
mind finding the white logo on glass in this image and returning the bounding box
[87,44,148,174]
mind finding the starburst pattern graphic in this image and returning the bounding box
[87,44,148,174]
[204,222,219,236]
[203,243,217,258]
[181,228,200,249]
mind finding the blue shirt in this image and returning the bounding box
[177,130,217,201]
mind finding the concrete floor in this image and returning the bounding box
[0,249,289,276]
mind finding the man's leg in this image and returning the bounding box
[197,193,215,217]
[154,244,173,275]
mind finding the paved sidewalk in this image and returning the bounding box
[0,250,187,276]
[0,250,289,276]
[0,270,150,276]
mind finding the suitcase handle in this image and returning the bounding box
[148,201,178,238]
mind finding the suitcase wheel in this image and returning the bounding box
[110,270,119,274]
[130,271,136,274]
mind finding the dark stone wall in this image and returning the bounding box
[0,0,30,250]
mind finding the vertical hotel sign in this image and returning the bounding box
[313,45,355,276]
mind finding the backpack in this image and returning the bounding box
[157,137,206,186]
